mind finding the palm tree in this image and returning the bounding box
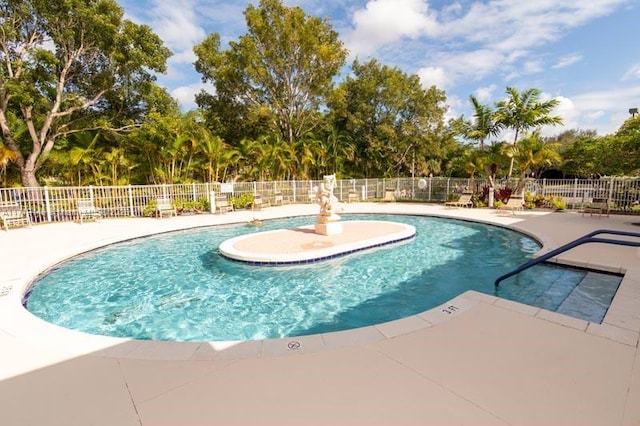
[198,134,239,182]
[494,87,563,178]
[508,131,561,194]
[466,95,502,150]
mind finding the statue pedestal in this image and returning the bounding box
[315,222,343,236]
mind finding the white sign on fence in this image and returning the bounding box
[220,183,234,194]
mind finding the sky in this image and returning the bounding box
[119,0,640,138]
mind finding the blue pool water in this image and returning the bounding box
[25,214,607,342]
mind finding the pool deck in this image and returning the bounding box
[1,203,639,425]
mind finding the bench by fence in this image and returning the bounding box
[156,198,177,218]
[215,196,233,214]
[0,203,31,231]
[273,192,290,205]
[582,198,610,218]
[77,199,102,223]
[252,194,269,210]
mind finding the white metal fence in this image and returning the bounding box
[0,177,638,225]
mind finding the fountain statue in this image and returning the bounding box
[314,174,343,235]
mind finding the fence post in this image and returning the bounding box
[44,186,52,223]
[608,177,614,202]
[128,185,135,217]
[428,177,432,201]
[292,180,297,203]
[192,182,197,201]
[89,185,94,202]
[446,178,450,201]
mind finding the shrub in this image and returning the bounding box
[174,197,211,213]
[230,193,254,209]
[524,191,545,208]
[548,196,566,211]
[495,187,513,203]
[143,199,158,217]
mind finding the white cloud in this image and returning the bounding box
[552,54,583,69]
[622,64,640,81]
[543,85,640,136]
[354,1,629,89]
[148,0,206,63]
[523,60,544,75]
[437,49,508,83]
[540,95,578,136]
[171,82,215,110]
[345,0,438,56]
[474,85,497,103]
[417,66,450,90]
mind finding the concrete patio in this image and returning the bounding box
[1,203,639,425]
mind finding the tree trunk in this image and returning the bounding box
[507,157,515,180]
[21,166,39,188]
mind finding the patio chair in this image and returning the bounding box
[77,199,102,224]
[444,193,473,208]
[273,191,290,205]
[214,196,234,214]
[0,203,31,231]
[156,198,177,218]
[582,198,610,218]
[252,194,270,210]
[497,196,524,213]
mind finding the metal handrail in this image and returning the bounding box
[495,229,640,287]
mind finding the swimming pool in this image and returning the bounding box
[25,214,594,342]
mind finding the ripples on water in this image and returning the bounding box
[26,214,580,341]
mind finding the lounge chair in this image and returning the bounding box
[273,192,286,205]
[156,198,177,218]
[252,194,270,210]
[582,198,610,218]
[77,199,102,223]
[0,203,31,231]
[497,196,524,213]
[444,193,473,208]
[214,196,233,214]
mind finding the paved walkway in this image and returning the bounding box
[0,203,639,425]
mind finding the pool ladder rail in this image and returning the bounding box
[495,229,640,287]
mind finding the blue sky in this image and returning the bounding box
[120,0,640,137]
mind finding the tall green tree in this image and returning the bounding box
[614,115,640,175]
[494,87,563,178]
[194,0,347,148]
[0,0,171,187]
[328,59,451,177]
